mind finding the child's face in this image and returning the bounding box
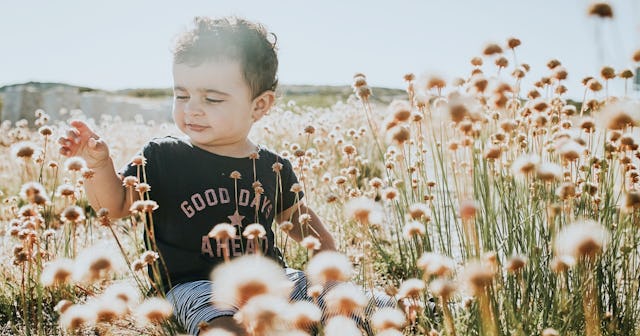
[172,59,261,152]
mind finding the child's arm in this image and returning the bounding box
[58,120,137,218]
[276,202,337,252]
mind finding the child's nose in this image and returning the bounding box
[184,100,204,116]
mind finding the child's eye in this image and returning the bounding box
[175,96,189,101]
[205,98,224,103]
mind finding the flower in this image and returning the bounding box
[208,223,237,241]
[324,283,368,316]
[512,154,540,177]
[102,282,141,305]
[388,100,412,122]
[96,208,111,226]
[134,297,173,325]
[286,300,322,330]
[623,190,640,213]
[429,278,457,300]
[272,162,283,172]
[461,261,494,295]
[505,255,527,273]
[243,223,266,240]
[507,37,521,49]
[279,221,294,232]
[588,2,613,18]
[64,157,87,172]
[122,176,139,187]
[459,200,479,220]
[54,300,74,314]
[301,236,321,251]
[11,141,39,160]
[131,155,146,166]
[41,258,74,287]
[345,197,382,226]
[129,200,159,214]
[324,316,361,336]
[72,247,115,283]
[482,43,503,55]
[20,182,49,204]
[56,183,76,198]
[536,162,562,182]
[557,139,584,162]
[135,182,151,193]
[306,251,353,286]
[597,100,640,130]
[397,278,425,300]
[211,255,292,309]
[555,219,609,260]
[408,203,431,221]
[402,220,426,239]
[371,307,406,331]
[91,296,127,323]
[235,295,288,335]
[59,304,96,331]
[61,205,86,224]
[417,252,455,277]
[141,250,160,264]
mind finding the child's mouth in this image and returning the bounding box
[186,123,208,132]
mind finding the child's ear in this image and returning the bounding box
[251,90,275,122]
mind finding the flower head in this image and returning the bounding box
[211,255,292,309]
[345,197,383,226]
[11,141,39,160]
[208,223,237,241]
[371,307,406,331]
[235,295,289,335]
[243,223,266,240]
[306,251,353,286]
[134,297,173,325]
[324,283,368,316]
[555,219,609,260]
[64,157,87,172]
[397,278,426,300]
[417,252,455,277]
[325,316,361,336]
[41,258,74,287]
[61,205,86,224]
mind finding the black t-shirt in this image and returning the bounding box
[120,136,302,289]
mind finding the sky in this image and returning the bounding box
[1,0,639,100]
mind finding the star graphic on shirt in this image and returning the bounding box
[228,210,245,227]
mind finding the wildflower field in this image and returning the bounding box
[3,27,640,336]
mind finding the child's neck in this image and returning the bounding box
[190,138,258,158]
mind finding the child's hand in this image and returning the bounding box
[58,120,111,169]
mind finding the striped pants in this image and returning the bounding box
[166,268,395,335]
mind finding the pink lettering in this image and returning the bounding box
[201,236,213,256]
[231,237,243,256]
[181,201,195,218]
[261,197,271,213]
[238,189,250,206]
[204,189,218,206]
[219,188,230,204]
[192,194,206,211]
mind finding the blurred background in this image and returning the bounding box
[1,0,639,122]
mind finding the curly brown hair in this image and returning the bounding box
[172,16,278,99]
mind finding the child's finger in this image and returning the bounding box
[69,120,99,139]
[59,146,71,156]
[66,129,81,144]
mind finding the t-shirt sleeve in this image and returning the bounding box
[279,157,304,212]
